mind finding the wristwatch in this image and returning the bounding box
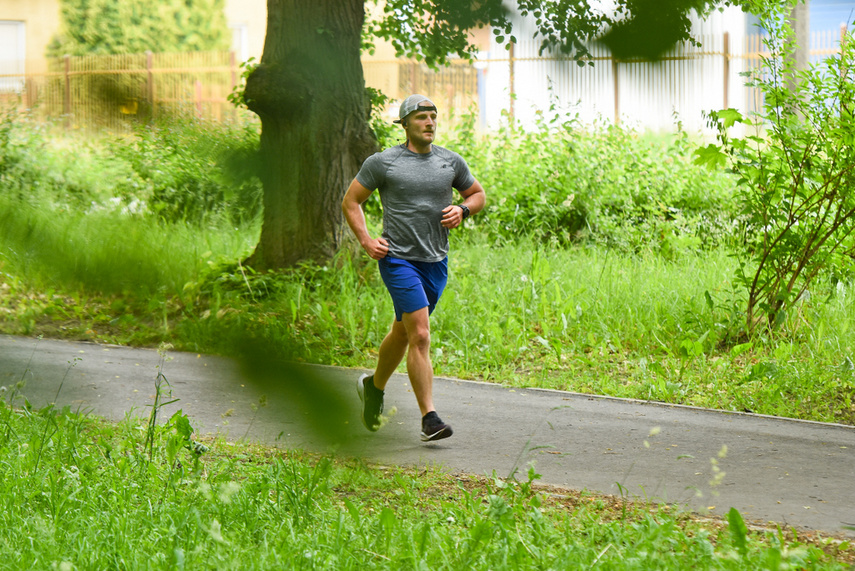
[458,204,470,220]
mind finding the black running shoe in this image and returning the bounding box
[356,373,383,431]
[420,411,453,442]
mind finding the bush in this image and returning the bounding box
[1,104,739,254]
[696,2,855,335]
[445,109,740,255]
[0,110,139,209]
[0,112,263,224]
[108,118,263,224]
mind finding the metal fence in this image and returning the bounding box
[0,27,849,134]
[1,51,239,131]
[471,26,850,132]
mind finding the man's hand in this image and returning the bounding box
[343,179,388,260]
[362,237,389,260]
[441,205,465,229]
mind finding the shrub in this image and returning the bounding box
[445,108,740,255]
[696,0,855,335]
[0,111,138,208]
[0,112,263,225]
[108,118,263,224]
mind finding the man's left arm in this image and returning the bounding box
[441,179,486,229]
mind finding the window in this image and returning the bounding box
[230,23,249,63]
[0,20,25,92]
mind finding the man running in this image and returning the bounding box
[341,94,486,441]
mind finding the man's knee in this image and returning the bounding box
[402,310,431,350]
[407,325,431,350]
[390,323,408,344]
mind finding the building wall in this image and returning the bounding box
[223,0,266,64]
[477,5,751,134]
[0,0,61,74]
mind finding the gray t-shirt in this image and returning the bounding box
[356,144,476,262]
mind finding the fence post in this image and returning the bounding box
[230,51,237,121]
[509,41,515,121]
[146,51,154,120]
[63,54,71,120]
[723,32,730,109]
[195,80,203,118]
[612,56,619,124]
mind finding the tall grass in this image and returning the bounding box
[435,237,734,370]
[0,195,256,296]
[180,237,736,367]
[0,110,853,568]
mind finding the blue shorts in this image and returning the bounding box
[378,256,448,321]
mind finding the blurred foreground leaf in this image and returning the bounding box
[234,335,356,448]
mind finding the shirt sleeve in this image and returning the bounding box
[451,154,476,192]
[355,153,385,191]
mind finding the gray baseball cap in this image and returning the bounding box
[394,94,437,123]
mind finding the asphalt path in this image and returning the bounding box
[2,333,854,538]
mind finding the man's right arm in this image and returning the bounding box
[341,178,389,260]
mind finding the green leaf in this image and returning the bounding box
[715,108,744,129]
[679,339,704,358]
[343,498,360,524]
[380,507,396,538]
[727,507,749,558]
[731,342,753,358]
[693,144,727,170]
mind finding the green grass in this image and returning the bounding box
[0,393,850,570]
[0,193,256,297]
[171,236,855,425]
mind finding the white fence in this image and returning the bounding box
[472,25,850,134]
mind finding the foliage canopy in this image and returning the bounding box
[369,0,739,66]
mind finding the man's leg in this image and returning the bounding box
[367,306,451,440]
[371,309,434,414]
[372,318,408,391]
[401,307,434,416]
[400,307,452,441]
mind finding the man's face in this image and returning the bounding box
[403,101,437,146]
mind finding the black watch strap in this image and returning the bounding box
[459,204,470,219]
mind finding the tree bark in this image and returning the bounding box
[244,0,377,269]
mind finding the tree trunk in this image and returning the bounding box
[244,0,377,269]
